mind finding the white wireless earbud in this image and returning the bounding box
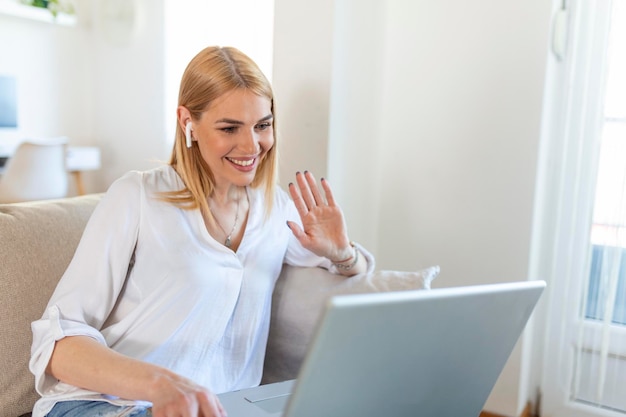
[185,122,193,148]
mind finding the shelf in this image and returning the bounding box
[0,0,76,26]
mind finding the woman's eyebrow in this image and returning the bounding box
[214,114,274,125]
[215,118,244,125]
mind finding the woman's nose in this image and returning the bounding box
[239,129,260,153]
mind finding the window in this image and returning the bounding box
[538,1,626,416]
[586,2,626,328]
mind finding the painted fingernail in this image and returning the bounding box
[286,221,292,230]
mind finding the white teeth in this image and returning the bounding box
[228,158,254,167]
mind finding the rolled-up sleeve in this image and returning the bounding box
[29,172,142,395]
[30,305,108,394]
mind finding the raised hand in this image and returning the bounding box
[287,171,353,263]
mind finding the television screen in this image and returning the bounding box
[0,76,17,128]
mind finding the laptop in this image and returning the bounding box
[218,280,546,417]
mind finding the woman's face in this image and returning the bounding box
[192,89,274,190]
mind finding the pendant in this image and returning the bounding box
[225,236,232,248]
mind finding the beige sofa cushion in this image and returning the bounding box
[262,264,439,384]
[0,194,102,417]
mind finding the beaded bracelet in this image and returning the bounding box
[332,242,359,271]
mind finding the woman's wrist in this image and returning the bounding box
[331,241,359,271]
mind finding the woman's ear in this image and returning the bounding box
[177,106,192,133]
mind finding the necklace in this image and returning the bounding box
[210,196,240,248]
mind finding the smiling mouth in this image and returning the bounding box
[227,157,255,167]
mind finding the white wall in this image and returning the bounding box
[89,0,168,190]
[272,0,335,187]
[327,0,386,250]
[0,0,169,194]
[273,0,553,415]
[375,4,552,414]
[0,2,94,194]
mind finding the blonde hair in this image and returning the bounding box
[163,46,278,219]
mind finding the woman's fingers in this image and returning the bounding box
[304,171,325,206]
[289,171,336,227]
[288,182,308,216]
[295,171,317,209]
[289,171,322,216]
[320,177,337,207]
[295,171,328,208]
[197,391,227,417]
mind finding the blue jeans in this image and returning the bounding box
[46,400,152,417]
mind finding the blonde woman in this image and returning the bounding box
[29,46,372,417]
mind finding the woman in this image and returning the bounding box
[29,46,372,417]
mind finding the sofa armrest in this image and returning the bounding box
[0,194,102,417]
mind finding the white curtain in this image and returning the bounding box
[539,1,626,416]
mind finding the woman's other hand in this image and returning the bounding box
[150,373,227,417]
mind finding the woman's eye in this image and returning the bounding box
[221,126,236,133]
[256,122,272,131]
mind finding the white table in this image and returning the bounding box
[0,143,101,195]
[65,146,102,195]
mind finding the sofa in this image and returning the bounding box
[0,194,438,417]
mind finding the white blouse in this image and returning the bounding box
[29,166,374,417]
